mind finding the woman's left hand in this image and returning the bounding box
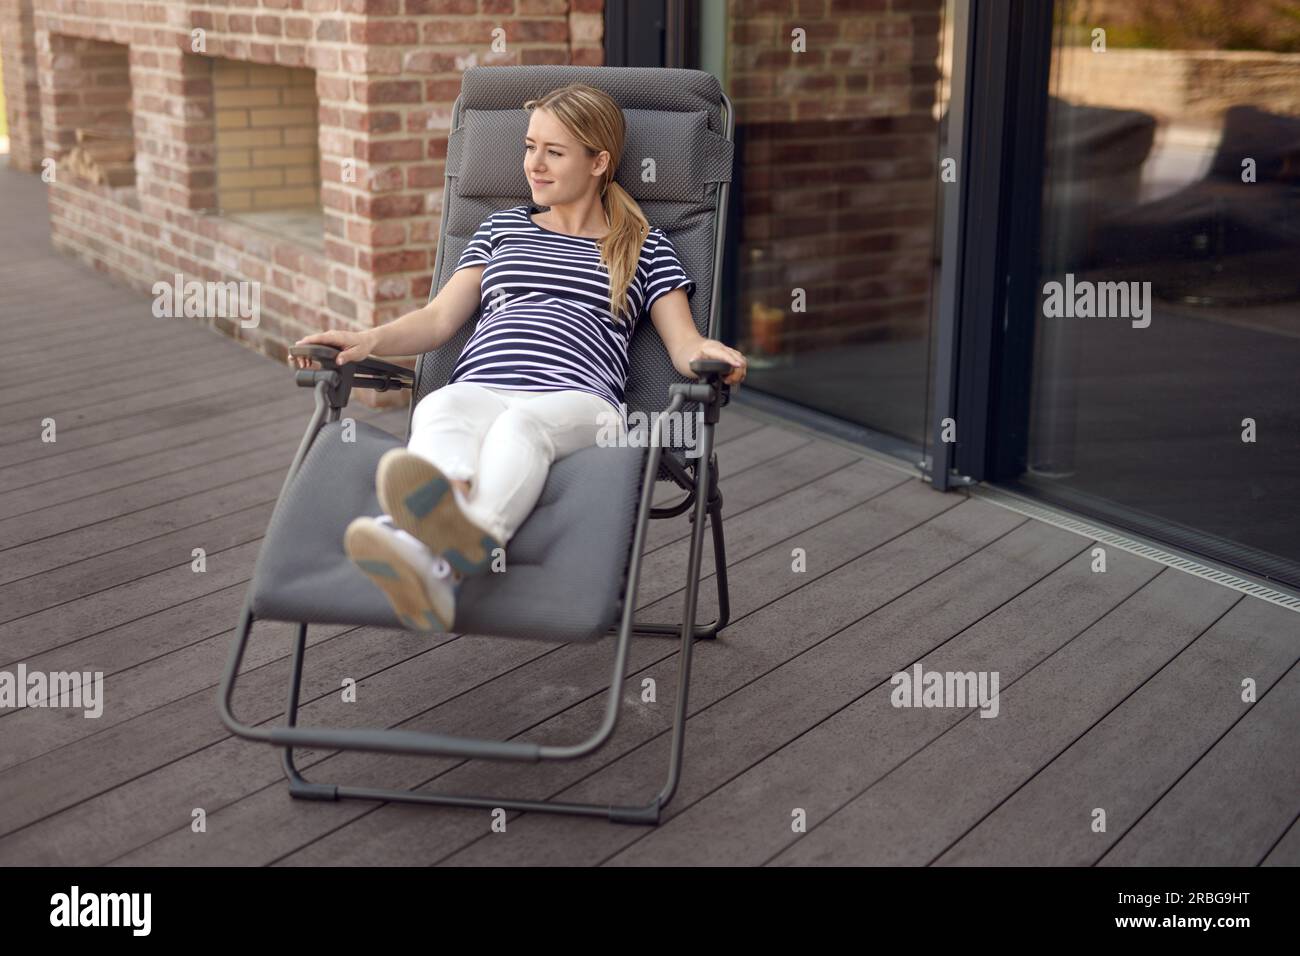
[688,339,747,389]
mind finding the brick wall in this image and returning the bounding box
[0,0,44,171]
[6,0,603,409]
[42,33,132,153]
[728,0,944,356]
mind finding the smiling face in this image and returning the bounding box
[524,107,610,207]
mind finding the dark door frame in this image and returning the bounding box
[929,0,1054,490]
[605,0,697,68]
[940,1,1300,590]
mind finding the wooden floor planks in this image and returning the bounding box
[1,158,1296,867]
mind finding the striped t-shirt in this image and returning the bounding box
[446,202,696,415]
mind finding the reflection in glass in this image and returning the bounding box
[1021,0,1300,585]
[716,1,952,446]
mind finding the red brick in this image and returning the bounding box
[406,0,476,12]
[368,249,428,274]
[363,138,425,161]
[315,19,347,42]
[349,20,418,45]
[423,78,464,101]
[317,76,353,102]
[406,163,441,188]
[348,219,407,246]
[323,213,348,238]
[360,110,403,134]
[366,165,406,192]
[324,237,358,266]
[320,184,354,213]
[421,19,502,44]
[353,79,422,104]
[276,43,307,67]
[358,193,425,219]
[341,0,401,12]
[410,273,434,300]
[374,274,414,301]
[327,290,358,319]
[403,49,462,73]
[305,46,340,70]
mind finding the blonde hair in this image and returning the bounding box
[523,84,649,326]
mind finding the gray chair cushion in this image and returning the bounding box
[250,420,647,643]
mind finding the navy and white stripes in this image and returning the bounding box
[447,203,695,414]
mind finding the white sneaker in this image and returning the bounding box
[344,514,461,633]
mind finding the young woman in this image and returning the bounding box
[292,83,747,632]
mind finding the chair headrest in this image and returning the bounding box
[447,65,733,201]
[453,107,726,201]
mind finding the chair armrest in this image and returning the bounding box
[665,358,730,411]
[688,358,732,408]
[289,344,415,393]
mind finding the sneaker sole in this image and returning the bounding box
[344,517,454,633]
[376,449,502,576]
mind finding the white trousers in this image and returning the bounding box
[407,381,626,544]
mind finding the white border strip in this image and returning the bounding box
[970,485,1300,614]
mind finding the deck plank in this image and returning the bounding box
[1261,814,1300,866]
[1097,659,1300,866]
[765,571,1240,865]
[935,596,1300,865]
[602,519,1093,866]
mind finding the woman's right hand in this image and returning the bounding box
[290,329,379,370]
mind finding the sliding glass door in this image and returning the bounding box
[700,0,955,449]
[1002,0,1300,587]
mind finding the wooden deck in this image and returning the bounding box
[1,160,1298,867]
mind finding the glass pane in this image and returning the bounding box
[1021,0,1300,585]
[714,0,953,448]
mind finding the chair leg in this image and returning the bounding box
[279,622,334,800]
[618,461,731,641]
[265,606,698,825]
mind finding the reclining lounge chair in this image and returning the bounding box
[218,65,737,825]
